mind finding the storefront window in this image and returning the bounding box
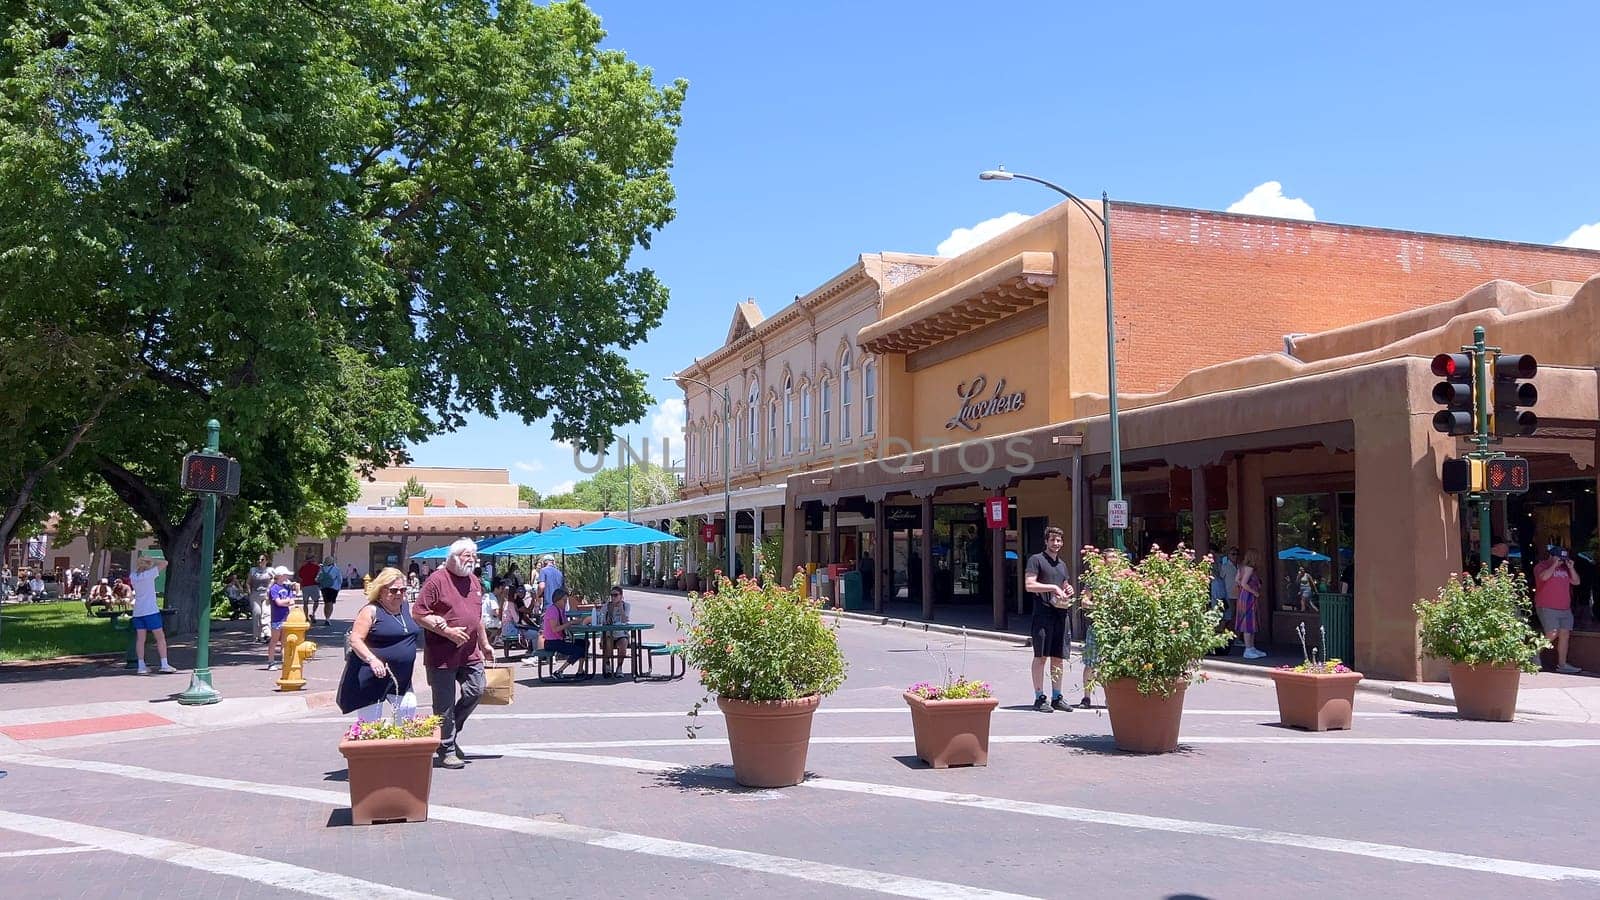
[1271,492,1343,612]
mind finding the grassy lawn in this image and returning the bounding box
[0,600,132,662]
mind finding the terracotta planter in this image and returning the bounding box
[1269,669,1364,731]
[1449,662,1521,721]
[904,692,999,768]
[338,730,441,825]
[717,694,821,787]
[1103,678,1188,753]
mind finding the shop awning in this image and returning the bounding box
[858,252,1056,355]
[630,482,787,523]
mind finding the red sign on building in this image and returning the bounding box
[984,496,1007,529]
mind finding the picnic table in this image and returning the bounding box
[567,622,654,679]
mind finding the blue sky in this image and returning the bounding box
[405,0,1600,497]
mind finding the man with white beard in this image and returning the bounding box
[411,538,496,769]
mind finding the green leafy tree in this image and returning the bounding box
[517,484,543,507]
[0,0,685,631]
[392,477,432,508]
[51,479,147,581]
[569,460,680,512]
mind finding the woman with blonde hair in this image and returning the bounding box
[1235,549,1265,659]
[336,567,420,722]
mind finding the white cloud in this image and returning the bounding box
[544,479,576,497]
[1225,181,1316,221]
[1557,221,1600,250]
[513,460,544,474]
[651,398,686,444]
[936,211,1033,257]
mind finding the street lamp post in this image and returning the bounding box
[980,167,1125,552]
[666,376,735,581]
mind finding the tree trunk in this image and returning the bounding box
[158,515,205,635]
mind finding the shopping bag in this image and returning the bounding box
[481,664,515,706]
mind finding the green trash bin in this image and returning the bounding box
[1317,593,1354,666]
[841,571,865,610]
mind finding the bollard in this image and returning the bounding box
[276,606,318,692]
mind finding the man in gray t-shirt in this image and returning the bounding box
[1024,525,1074,713]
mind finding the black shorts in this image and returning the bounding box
[1032,612,1070,660]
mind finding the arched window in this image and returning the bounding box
[686,430,696,481]
[783,375,794,456]
[767,396,777,460]
[747,382,759,465]
[799,379,813,453]
[863,360,877,434]
[840,348,853,441]
[732,412,741,470]
[820,376,832,445]
[698,423,708,479]
[710,419,720,475]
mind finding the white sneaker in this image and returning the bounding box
[1243,648,1266,660]
[1557,663,1583,674]
[265,662,279,671]
[158,664,177,674]
[136,664,150,675]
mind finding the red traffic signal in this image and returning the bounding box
[1430,353,1478,436]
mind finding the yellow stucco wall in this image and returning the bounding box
[905,328,1052,444]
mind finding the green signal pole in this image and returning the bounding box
[1472,327,1493,572]
[178,419,222,706]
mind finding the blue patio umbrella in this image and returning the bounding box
[408,544,449,560]
[491,525,588,556]
[570,521,681,547]
[1278,546,1331,562]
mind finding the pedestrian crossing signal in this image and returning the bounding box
[1483,456,1529,494]
[181,452,241,496]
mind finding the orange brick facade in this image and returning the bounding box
[1108,203,1600,394]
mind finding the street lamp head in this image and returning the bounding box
[978,168,1014,181]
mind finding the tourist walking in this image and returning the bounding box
[266,566,295,670]
[1023,525,1074,712]
[339,568,420,722]
[1236,549,1265,659]
[296,555,322,625]
[317,556,342,625]
[1535,545,1584,674]
[129,556,176,675]
[536,555,564,607]
[411,539,495,769]
[247,554,274,642]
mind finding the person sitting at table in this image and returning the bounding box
[87,578,114,608]
[504,584,539,658]
[598,585,632,675]
[482,577,505,651]
[112,579,133,605]
[541,588,588,676]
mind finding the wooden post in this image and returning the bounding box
[991,498,1006,630]
[1191,466,1211,558]
[873,506,887,613]
[920,494,934,621]
[829,504,839,565]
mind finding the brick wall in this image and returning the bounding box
[1109,203,1600,394]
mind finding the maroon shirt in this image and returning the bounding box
[411,567,485,670]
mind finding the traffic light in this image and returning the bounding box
[1492,353,1537,437]
[1430,353,1477,436]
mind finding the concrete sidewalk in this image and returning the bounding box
[823,606,1600,722]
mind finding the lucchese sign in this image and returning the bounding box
[946,375,1026,431]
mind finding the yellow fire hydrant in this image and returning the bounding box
[276,606,318,692]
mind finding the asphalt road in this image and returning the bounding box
[2,589,1598,900]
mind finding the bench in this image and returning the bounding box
[637,643,686,682]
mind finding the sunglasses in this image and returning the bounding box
[384,586,406,594]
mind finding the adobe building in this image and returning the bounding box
[634,253,943,586]
[765,199,1598,681]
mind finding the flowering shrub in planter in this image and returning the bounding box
[1415,570,1550,721]
[904,673,997,769]
[1270,623,1363,731]
[672,575,846,786]
[338,715,442,825]
[1080,545,1228,752]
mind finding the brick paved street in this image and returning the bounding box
[2,590,1599,899]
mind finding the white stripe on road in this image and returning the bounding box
[492,747,1600,887]
[0,845,96,859]
[294,708,1409,724]
[478,734,1600,750]
[0,810,443,899]
[0,753,1034,900]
